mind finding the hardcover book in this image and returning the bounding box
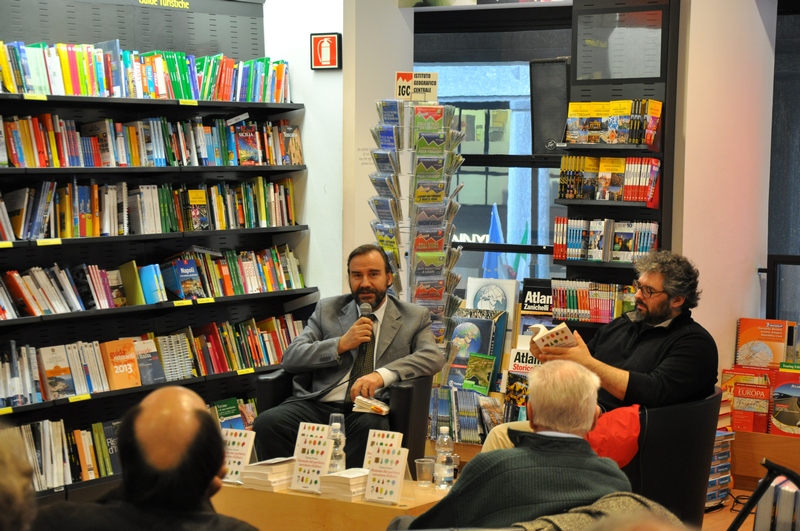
[282,124,304,165]
[462,352,495,395]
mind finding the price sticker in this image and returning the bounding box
[69,394,91,403]
[237,368,255,375]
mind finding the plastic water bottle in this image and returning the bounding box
[328,422,346,473]
[434,426,454,490]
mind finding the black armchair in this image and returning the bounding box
[621,386,723,527]
[255,370,434,478]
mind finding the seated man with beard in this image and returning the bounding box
[253,244,443,468]
[483,249,718,452]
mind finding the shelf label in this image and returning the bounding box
[23,93,47,101]
[0,407,12,416]
[173,300,193,307]
[196,297,214,304]
[179,99,198,106]
[237,368,255,375]
[68,394,91,403]
[36,238,62,246]
[0,242,12,249]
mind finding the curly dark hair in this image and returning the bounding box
[634,250,701,310]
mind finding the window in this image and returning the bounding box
[414,7,572,285]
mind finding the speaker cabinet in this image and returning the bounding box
[530,58,571,157]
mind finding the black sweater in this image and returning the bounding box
[587,310,718,411]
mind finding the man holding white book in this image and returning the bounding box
[483,249,718,454]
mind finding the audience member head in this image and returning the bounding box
[346,244,393,310]
[118,386,225,511]
[526,360,600,436]
[634,250,701,311]
[0,423,35,531]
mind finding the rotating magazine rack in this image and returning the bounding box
[369,99,465,344]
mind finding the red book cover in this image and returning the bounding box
[731,383,770,433]
[193,322,230,373]
[770,370,800,438]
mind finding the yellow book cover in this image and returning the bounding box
[0,42,17,94]
[73,44,88,96]
[587,102,609,144]
[606,100,633,144]
[596,157,626,201]
[247,176,267,228]
[126,125,140,167]
[565,102,592,143]
[55,44,74,96]
[99,338,142,390]
[17,117,37,168]
[118,260,146,306]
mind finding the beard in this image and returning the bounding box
[634,297,674,325]
[353,286,387,310]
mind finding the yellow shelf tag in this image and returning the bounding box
[173,300,193,307]
[237,368,255,375]
[0,407,12,416]
[23,93,47,101]
[68,394,91,403]
[0,242,12,249]
[196,297,214,304]
[179,99,198,106]
[36,238,62,246]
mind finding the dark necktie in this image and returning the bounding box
[345,315,376,404]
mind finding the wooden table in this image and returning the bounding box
[213,480,447,531]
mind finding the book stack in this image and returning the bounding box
[706,430,734,509]
[0,39,290,102]
[319,468,370,502]
[753,475,800,531]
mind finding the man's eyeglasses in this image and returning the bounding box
[633,280,668,299]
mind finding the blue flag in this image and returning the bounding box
[481,203,505,278]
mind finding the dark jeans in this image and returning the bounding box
[253,399,390,469]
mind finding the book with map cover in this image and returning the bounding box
[463,352,494,395]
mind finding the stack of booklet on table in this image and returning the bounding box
[241,457,295,492]
[319,468,370,502]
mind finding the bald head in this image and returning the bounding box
[118,386,225,510]
[136,386,208,469]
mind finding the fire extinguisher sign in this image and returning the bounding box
[310,33,342,70]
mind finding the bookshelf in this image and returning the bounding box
[0,93,318,502]
[549,0,680,336]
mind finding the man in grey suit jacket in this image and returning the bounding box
[253,244,443,468]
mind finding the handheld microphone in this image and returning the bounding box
[359,302,373,317]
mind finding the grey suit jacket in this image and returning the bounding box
[281,294,443,401]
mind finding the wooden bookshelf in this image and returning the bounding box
[730,431,800,490]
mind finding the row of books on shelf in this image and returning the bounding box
[553,217,659,263]
[0,39,291,103]
[0,176,297,242]
[0,113,304,169]
[10,394,260,492]
[0,245,303,320]
[557,155,660,203]
[550,279,636,324]
[564,99,662,146]
[1,313,303,409]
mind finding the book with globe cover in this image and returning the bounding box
[465,278,519,348]
[450,308,508,393]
